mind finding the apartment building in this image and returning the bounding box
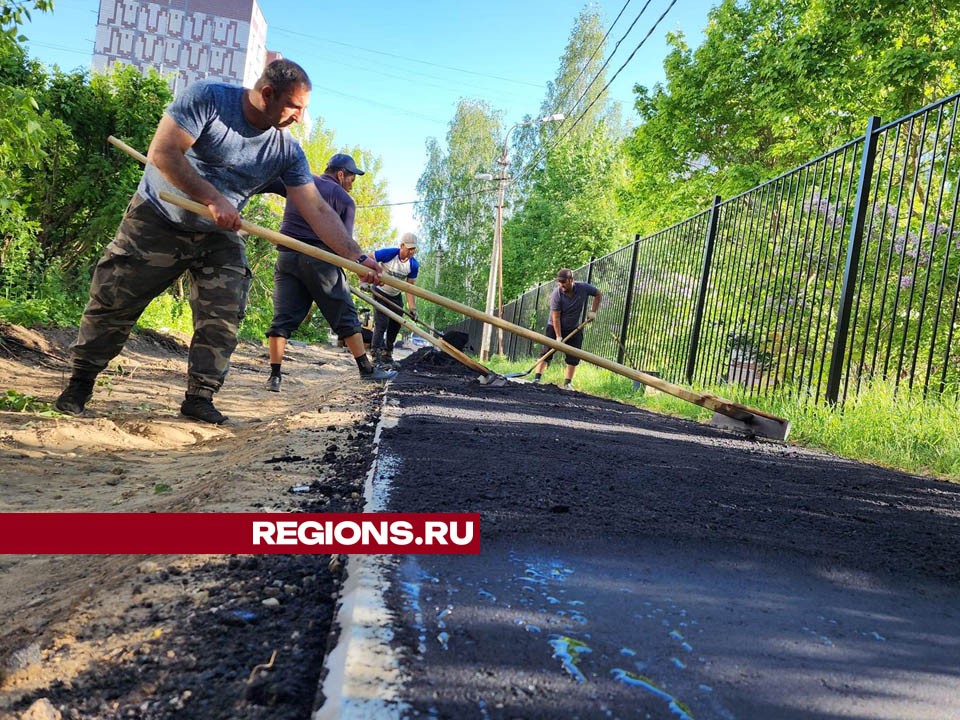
[92,0,268,92]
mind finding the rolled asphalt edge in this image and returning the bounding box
[313,390,410,720]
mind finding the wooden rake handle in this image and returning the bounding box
[106,135,790,436]
[533,319,592,367]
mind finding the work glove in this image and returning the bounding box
[410,309,418,321]
[586,311,597,322]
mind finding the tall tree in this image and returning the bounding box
[26,64,171,271]
[502,6,630,298]
[0,1,54,301]
[415,99,500,326]
[622,0,960,232]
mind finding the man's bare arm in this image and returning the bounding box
[592,290,603,313]
[147,114,241,230]
[551,309,563,337]
[286,182,383,282]
[405,279,416,313]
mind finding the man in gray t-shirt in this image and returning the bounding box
[55,59,385,424]
[533,268,602,388]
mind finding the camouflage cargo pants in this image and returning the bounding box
[70,194,251,398]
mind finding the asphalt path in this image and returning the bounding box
[322,351,960,720]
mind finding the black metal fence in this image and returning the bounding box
[454,91,960,404]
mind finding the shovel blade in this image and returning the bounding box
[477,374,508,387]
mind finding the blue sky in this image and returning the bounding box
[21,0,712,235]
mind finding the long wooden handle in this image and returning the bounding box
[363,287,444,337]
[532,319,592,367]
[161,190,785,423]
[108,135,147,165]
[107,136,787,431]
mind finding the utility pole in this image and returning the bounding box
[478,113,564,361]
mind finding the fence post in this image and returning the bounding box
[618,236,641,365]
[685,196,723,383]
[826,115,881,404]
[509,295,524,360]
[529,284,542,357]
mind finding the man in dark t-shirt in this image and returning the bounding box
[262,153,395,391]
[533,268,602,388]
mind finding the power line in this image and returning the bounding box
[310,84,448,125]
[509,0,657,191]
[293,47,533,105]
[562,0,655,122]
[26,40,93,57]
[549,0,634,117]
[270,25,543,89]
[514,0,678,188]
[356,185,497,210]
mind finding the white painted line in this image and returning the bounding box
[314,396,410,719]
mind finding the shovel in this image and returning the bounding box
[351,288,507,387]
[505,319,592,379]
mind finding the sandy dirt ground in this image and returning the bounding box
[0,323,384,719]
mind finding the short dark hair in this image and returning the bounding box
[255,59,311,93]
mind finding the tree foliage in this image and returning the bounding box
[415,99,500,326]
[501,6,630,300]
[622,0,960,233]
[28,65,171,268]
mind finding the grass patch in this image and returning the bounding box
[487,356,960,482]
[0,389,55,414]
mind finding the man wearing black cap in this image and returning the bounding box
[533,268,602,388]
[262,153,395,391]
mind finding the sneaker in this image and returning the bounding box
[54,376,95,416]
[266,375,281,392]
[360,366,397,382]
[180,394,228,424]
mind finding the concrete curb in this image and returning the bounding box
[314,394,410,719]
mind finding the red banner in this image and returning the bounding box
[0,513,481,554]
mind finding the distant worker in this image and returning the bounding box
[263,153,396,391]
[370,233,420,368]
[533,268,602,388]
[54,59,384,424]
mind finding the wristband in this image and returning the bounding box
[357,254,369,264]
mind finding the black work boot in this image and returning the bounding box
[180,394,228,425]
[357,353,397,382]
[55,376,96,416]
[373,348,398,370]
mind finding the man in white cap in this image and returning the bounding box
[261,153,396,391]
[370,233,420,367]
